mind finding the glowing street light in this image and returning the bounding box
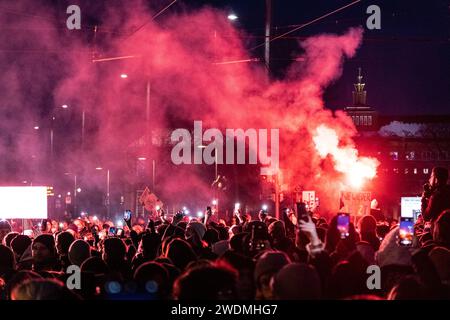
[120,73,128,79]
[137,157,147,161]
[227,13,238,21]
[76,187,82,193]
[212,199,217,205]
[262,204,268,211]
[33,126,39,130]
[61,104,69,109]
[95,167,103,171]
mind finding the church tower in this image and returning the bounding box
[344,68,378,131]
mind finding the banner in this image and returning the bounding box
[302,191,316,211]
[339,191,371,216]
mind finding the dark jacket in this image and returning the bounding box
[422,184,450,222]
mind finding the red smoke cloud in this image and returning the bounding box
[1,0,378,214]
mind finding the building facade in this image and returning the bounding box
[343,69,450,218]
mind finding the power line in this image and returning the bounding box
[123,0,178,40]
[249,0,361,51]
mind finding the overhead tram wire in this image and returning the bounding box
[122,0,178,41]
[249,0,362,52]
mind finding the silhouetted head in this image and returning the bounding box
[68,240,91,266]
[173,265,237,300]
[32,234,56,266]
[165,238,196,271]
[102,237,126,266]
[11,278,81,300]
[0,244,16,272]
[430,167,448,187]
[433,210,450,248]
[56,231,75,256]
[3,232,19,247]
[133,262,169,299]
[272,263,321,300]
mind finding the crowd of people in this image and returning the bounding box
[0,167,449,300]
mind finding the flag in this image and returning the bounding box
[139,187,163,212]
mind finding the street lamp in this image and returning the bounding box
[227,13,238,21]
[64,172,78,216]
[50,104,70,165]
[95,167,111,218]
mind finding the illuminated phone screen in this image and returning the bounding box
[337,214,350,239]
[399,218,414,246]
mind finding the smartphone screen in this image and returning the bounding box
[123,210,131,220]
[337,213,350,239]
[296,202,309,222]
[108,227,116,236]
[116,228,124,237]
[398,218,414,246]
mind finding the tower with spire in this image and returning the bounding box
[344,68,378,131]
[353,67,367,105]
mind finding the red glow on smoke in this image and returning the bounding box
[313,125,378,189]
[0,1,377,212]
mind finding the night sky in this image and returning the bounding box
[191,0,450,115]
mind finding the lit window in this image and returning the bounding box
[355,116,360,125]
[404,168,409,174]
[423,168,429,174]
[406,151,415,160]
[389,152,398,160]
[414,168,418,174]
[368,116,372,126]
[393,168,399,174]
[363,116,368,125]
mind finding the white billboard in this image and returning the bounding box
[401,197,421,221]
[0,186,48,219]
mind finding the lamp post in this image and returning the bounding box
[96,167,111,218]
